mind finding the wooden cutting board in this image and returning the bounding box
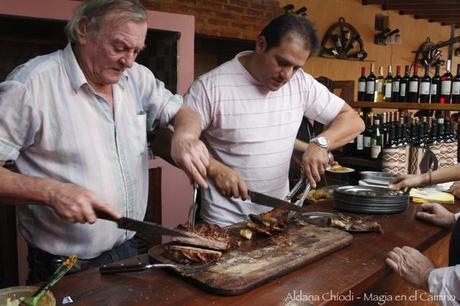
[148,221,352,295]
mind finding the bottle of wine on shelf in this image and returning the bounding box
[440,60,453,104]
[363,112,373,157]
[355,112,365,157]
[358,66,366,101]
[399,65,410,102]
[370,117,382,159]
[430,64,441,103]
[366,63,376,102]
[407,64,419,103]
[383,65,393,102]
[374,66,384,102]
[452,63,460,104]
[392,65,401,102]
[419,64,431,103]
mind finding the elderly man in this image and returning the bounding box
[184,14,364,226]
[0,0,209,283]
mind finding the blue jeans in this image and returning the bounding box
[27,239,138,285]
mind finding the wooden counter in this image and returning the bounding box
[51,201,456,306]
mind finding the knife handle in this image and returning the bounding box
[99,262,148,274]
[95,209,117,222]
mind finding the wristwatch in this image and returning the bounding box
[310,136,329,150]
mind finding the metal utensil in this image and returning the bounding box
[249,190,308,213]
[99,260,215,276]
[187,184,198,231]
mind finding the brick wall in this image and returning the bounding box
[142,0,282,40]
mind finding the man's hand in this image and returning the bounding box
[208,159,248,200]
[171,132,210,189]
[301,144,329,188]
[449,181,460,199]
[389,173,428,190]
[386,246,434,291]
[416,202,455,228]
[47,182,121,224]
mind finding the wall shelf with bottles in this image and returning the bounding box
[351,101,460,111]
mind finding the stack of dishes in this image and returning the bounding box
[333,185,409,214]
[359,171,398,187]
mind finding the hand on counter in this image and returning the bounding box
[386,246,434,291]
[301,144,329,188]
[389,173,429,190]
[416,202,456,229]
[207,159,249,200]
[171,132,210,189]
[47,182,121,224]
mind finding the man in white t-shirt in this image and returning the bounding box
[184,14,364,226]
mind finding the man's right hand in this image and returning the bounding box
[47,182,121,224]
[415,202,455,228]
[208,159,248,200]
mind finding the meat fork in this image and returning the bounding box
[187,183,199,231]
[99,260,215,276]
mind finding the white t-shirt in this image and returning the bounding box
[184,51,344,226]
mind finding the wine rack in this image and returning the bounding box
[351,101,460,111]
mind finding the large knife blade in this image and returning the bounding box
[249,191,307,213]
[96,211,194,242]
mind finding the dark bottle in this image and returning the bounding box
[430,121,439,145]
[399,65,410,102]
[358,67,367,101]
[366,63,376,102]
[392,65,401,102]
[383,65,393,102]
[355,112,365,157]
[407,64,419,103]
[370,118,382,159]
[386,124,398,148]
[452,64,460,104]
[440,60,453,104]
[398,116,408,146]
[417,122,427,148]
[381,112,389,147]
[363,113,373,157]
[431,64,441,103]
[437,117,445,143]
[419,65,431,103]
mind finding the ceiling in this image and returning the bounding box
[362,0,460,28]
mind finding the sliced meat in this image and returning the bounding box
[165,245,222,264]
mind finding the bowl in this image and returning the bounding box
[0,286,56,306]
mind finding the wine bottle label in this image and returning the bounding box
[441,80,452,95]
[366,81,375,94]
[370,145,381,159]
[400,83,406,96]
[392,81,400,92]
[420,82,430,95]
[452,81,460,95]
[409,81,418,93]
[364,136,371,148]
[430,83,437,95]
[358,81,366,92]
[375,82,383,92]
[356,135,364,150]
[384,84,392,97]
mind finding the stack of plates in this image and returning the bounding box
[333,185,409,214]
[360,171,398,187]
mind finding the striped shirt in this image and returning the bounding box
[0,44,182,258]
[184,51,344,226]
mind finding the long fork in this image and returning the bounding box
[100,260,215,276]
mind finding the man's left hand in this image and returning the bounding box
[301,144,329,188]
[385,246,434,291]
[171,132,210,188]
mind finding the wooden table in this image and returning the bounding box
[51,200,457,306]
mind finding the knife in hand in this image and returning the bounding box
[249,190,308,213]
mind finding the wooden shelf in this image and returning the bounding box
[350,101,460,111]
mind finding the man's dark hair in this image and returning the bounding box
[259,14,320,55]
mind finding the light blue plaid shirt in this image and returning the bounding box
[0,44,182,258]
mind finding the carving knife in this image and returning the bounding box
[249,191,308,213]
[96,210,194,242]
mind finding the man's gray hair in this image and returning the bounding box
[65,0,147,43]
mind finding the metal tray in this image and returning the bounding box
[360,171,398,186]
[334,185,407,198]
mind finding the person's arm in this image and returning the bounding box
[390,164,460,190]
[428,265,460,302]
[0,161,120,223]
[302,103,364,187]
[294,139,309,152]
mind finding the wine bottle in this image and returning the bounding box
[430,64,441,103]
[356,112,365,157]
[374,66,384,102]
[407,64,419,103]
[392,65,401,102]
[399,65,410,102]
[370,118,382,159]
[358,67,367,101]
[366,63,376,102]
[383,65,393,102]
[419,65,431,103]
[440,60,453,104]
[452,63,460,104]
[363,112,373,157]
